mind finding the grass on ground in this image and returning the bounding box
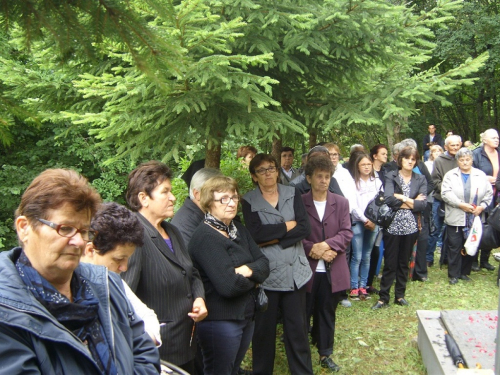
[241,256,500,374]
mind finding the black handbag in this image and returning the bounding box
[364,189,397,228]
[253,286,268,312]
[487,205,500,232]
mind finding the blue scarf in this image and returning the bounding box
[16,251,118,375]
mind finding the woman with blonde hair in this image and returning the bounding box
[424,145,444,175]
[472,129,500,271]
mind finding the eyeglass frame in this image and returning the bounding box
[255,166,277,175]
[37,218,97,241]
[213,196,240,205]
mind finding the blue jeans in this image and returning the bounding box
[350,222,378,289]
[197,318,255,375]
[426,200,445,262]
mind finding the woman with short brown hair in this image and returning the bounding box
[122,161,207,373]
[0,168,160,373]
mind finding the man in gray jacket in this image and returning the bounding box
[427,135,462,266]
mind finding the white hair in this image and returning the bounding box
[189,168,223,199]
[445,134,462,145]
[400,138,417,149]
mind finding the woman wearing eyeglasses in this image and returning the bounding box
[349,153,383,301]
[0,169,160,373]
[188,176,269,375]
[242,154,313,375]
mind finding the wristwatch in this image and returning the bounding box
[402,197,407,203]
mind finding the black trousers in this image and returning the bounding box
[367,244,380,287]
[306,273,342,357]
[379,231,419,303]
[472,248,492,265]
[413,205,431,280]
[446,225,474,278]
[252,286,313,375]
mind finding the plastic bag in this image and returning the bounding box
[464,216,483,256]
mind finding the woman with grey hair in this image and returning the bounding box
[441,148,493,284]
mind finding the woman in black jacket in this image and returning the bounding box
[372,147,427,310]
[189,176,270,375]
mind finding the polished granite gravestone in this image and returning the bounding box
[417,310,497,374]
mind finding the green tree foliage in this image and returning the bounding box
[215,0,488,149]
[55,0,305,167]
[414,0,500,143]
[0,0,493,246]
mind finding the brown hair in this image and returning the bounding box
[323,143,340,154]
[199,176,239,213]
[248,153,280,186]
[397,147,420,168]
[352,153,374,189]
[126,161,173,212]
[369,144,388,161]
[305,155,334,177]
[237,145,258,159]
[15,169,101,228]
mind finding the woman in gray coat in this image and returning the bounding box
[442,148,493,284]
[242,153,313,375]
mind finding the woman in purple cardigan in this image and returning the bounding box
[301,155,353,373]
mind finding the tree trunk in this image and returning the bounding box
[271,137,282,165]
[477,88,485,131]
[308,129,317,150]
[494,93,498,129]
[205,138,221,168]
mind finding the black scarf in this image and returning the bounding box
[204,212,239,240]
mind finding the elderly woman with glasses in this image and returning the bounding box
[442,147,493,284]
[242,153,313,375]
[188,176,269,375]
[0,169,160,374]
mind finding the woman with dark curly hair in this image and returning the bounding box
[81,202,162,346]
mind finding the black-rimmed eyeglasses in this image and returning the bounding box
[255,166,277,175]
[38,219,97,241]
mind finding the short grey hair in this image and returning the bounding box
[445,134,462,145]
[392,142,403,155]
[189,168,223,199]
[350,144,364,153]
[308,145,329,158]
[400,138,417,149]
[455,147,473,160]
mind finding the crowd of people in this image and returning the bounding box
[0,127,499,375]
